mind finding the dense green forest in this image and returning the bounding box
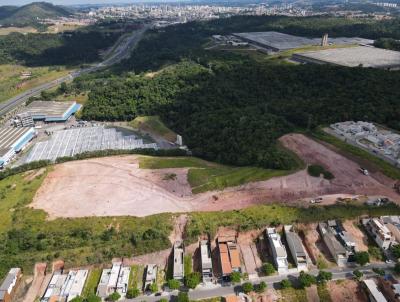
[0,30,121,66]
[0,2,71,28]
[78,15,400,170]
[374,37,400,51]
[81,59,400,169]
[0,20,134,66]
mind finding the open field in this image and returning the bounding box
[140,156,292,193]
[0,26,37,35]
[30,132,399,218]
[0,64,71,104]
[55,91,89,105]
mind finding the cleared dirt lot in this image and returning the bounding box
[327,280,367,302]
[31,133,398,218]
[279,134,398,199]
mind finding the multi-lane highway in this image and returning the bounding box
[0,26,148,117]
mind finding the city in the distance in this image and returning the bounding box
[0,0,399,302]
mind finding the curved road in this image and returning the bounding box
[0,26,148,117]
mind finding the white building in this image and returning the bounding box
[41,272,67,302]
[60,270,88,302]
[266,228,288,274]
[116,266,130,298]
[362,218,394,250]
[200,240,213,283]
[144,264,157,291]
[97,262,129,299]
[363,279,388,302]
[173,241,184,281]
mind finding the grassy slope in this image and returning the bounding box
[0,169,47,234]
[138,156,293,193]
[310,128,400,180]
[0,64,71,104]
[131,116,177,143]
[280,288,308,302]
[82,268,102,297]
[0,168,174,279]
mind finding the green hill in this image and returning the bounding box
[0,2,72,28]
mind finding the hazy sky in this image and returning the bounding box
[1,0,179,6]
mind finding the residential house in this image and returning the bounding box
[0,268,22,302]
[266,228,289,274]
[200,240,213,283]
[284,225,309,271]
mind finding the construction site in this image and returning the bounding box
[29,133,399,219]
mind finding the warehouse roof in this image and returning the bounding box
[0,127,33,158]
[293,46,400,69]
[233,31,316,50]
[20,101,81,122]
[233,31,373,51]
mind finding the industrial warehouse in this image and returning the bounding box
[24,126,158,163]
[15,101,81,125]
[292,46,400,69]
[232,31,373,51]
[0,126,35,168]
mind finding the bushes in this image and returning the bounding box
[126,288,140,298]
[106,292,120,302]
[167,279,181,290]
[255,281,267,293]
[317,271,332,283]
[307,165,334,180]
[185,272,201,289]
[261,263,276,276]
[230,272,241,283]
[353,269,363,280]
[354,251,370,266]
[280,279,292,289]
[242,282,254,294]
[298,271,317,288]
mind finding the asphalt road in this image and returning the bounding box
[124,263,393,302]
[0,26,148,117]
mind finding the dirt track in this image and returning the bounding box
[30,134,399,218]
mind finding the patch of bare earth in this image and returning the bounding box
[306,285,320,302]
[237,230,263,278]
[296,223,334,267]
[279,133,398,201]
[327,280,367,302]
[22,263,47,302]
[342,220,369,252]
[30,134,398,218]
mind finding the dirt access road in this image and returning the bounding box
[30,134,398,218]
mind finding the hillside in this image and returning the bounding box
[0,2,72,28]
